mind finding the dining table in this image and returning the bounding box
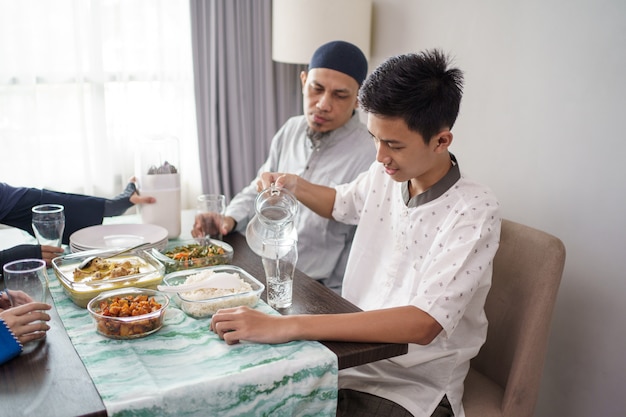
[0,211,408,417]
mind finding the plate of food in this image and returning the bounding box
[52,248,165,308]
[151,238,233,274]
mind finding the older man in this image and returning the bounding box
[192,41,375,293]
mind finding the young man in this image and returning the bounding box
[192,41,376,294]
[210,49,501,417]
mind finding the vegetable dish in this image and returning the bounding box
[160,242,231,272]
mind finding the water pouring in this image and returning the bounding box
[245,184,298,257]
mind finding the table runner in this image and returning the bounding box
[48,276,338,417]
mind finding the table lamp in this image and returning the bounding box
[272,0,373,65]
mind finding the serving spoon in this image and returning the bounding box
[76,242,153,270]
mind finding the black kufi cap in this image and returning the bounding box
[309,40,368,86]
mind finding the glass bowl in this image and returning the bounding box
[52,248,165,308]
[161,265,264,318]
[151,238,234,274]
[87,287,170,339]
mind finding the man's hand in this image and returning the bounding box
[210,306,292,345]
[257,172,298,192]
[130,194,156,205]
[191,214,236,238]
[40,245,64,267]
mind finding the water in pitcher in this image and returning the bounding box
[246,185,299,257]
[259,206,291,224]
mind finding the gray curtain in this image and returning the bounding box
[189,0,304,200]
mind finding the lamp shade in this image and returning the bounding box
[272,0,372,64]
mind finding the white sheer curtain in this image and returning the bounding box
[0,0,201,208]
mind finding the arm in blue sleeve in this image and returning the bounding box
[0,244,42,276]
[0,317,23,365]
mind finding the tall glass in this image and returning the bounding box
[32,204,65,247]
[3,259,49,353]
[261,238,297,309]
[197,194,226,240]
[3,259,48,306]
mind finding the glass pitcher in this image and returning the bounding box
[245,184,298,257]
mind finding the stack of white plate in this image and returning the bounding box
[69,224,169,253]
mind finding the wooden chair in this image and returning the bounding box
[462,219,566,417]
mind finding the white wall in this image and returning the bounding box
[370,1,626,416]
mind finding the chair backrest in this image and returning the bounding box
[464,219,566,417]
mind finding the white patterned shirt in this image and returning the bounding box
[333,157,501,417]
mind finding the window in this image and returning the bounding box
[0,0,200,207]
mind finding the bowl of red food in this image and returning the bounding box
[87,287,169,339]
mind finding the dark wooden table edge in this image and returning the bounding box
[1,230,409,417]
[324,341,409,370]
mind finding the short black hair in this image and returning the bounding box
[358,49,464,143]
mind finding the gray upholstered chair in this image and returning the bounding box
[462,219,566,417]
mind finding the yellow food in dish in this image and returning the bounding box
[73,257,143,281]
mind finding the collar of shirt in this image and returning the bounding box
[306,112,363,152]
[402,153,461,208]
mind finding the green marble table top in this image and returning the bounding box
[49,274,338,417]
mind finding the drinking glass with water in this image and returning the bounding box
[261,238,297,309]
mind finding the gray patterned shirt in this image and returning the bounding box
[226,113,375,292]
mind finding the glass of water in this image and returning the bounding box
[3,258,50,353]
[32,204,65,247]
[261,238,297,309]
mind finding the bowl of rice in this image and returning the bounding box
[161,265,264,318]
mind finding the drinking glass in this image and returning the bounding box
[3,259,50,353]
[32,204,65,247]
[3,259,49,306]
[261,238,297,309]
[197,194,226,240]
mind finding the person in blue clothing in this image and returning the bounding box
[0,180,155,270]
[0,289,51,364]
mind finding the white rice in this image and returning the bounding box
[178,269,256,318]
